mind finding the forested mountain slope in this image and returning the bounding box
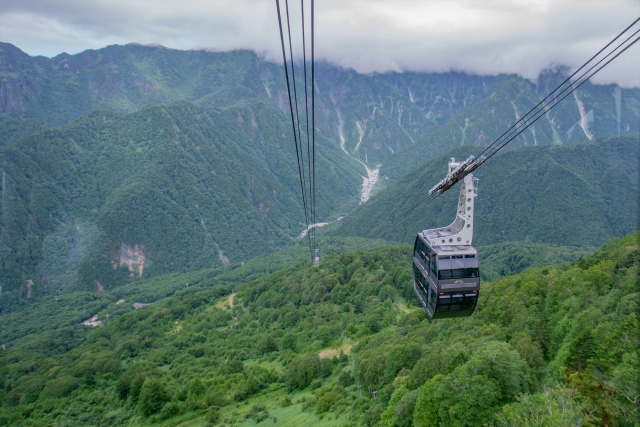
[0,233,637,426]
[0,101,364,305]
[329,136,639,248]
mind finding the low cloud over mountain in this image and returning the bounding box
[1,0,638,87]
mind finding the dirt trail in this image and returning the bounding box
[319,342,357,359]
[398,301,410,313]
[218,296,239,331]
[216,293,235,310]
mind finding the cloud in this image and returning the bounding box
[0,0,638,87]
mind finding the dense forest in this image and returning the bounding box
[0,101,362,304]
[0,233,637,426]
[1,128,636,310]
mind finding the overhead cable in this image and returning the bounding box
[311,0,317,258]
[284,0,311,238]
[275,0,312,252]
[367,18,640,243]
[276,0,318,261]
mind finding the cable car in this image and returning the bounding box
[413,157,481,320]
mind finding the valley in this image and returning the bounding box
[0,40,638,427]
[1,42,638,307]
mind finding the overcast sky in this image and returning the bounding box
[1,0,638,87]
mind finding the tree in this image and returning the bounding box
[471,341,529,402]
[40,376,80,399]
[116,375,132,400]
[356,353,387,392]
[362,403,385,427]
[257,334,278,354]
[380,385,408,427]
[279,332,297,352]
[394,389,420,427]
[565,329,596,369]
[436,373,502,427]
[138,378,169,416]
[129,374,146,403]
[188,378,206,397]
[384,343,422,383]
[414,341,528,427]
[413,374,445,427]
[496,386,584,427]
[285,354,322,391]
[609,352,640,425]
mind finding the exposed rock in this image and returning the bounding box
[113,243,146,278]
[82,315,101,327]
[132,302,150,309]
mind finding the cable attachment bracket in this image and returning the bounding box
[429,154,486,195]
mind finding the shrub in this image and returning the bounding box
[41,376,79,399]
[316,387,343,413]
[205,405,220,423]
[257,335,278,354]
[362,403,385,426]
[138,378,169,416]
[233,389,247,401]
[160,401,182,419]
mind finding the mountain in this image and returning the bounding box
[0,235,592,347]
[381,73,640,180]
[328,136,639,248]
[0,233,637,426]
[2,42,638,172]
[1,42,638,312]
[0,101,366,306]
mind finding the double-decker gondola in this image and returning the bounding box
[413,157,482,320]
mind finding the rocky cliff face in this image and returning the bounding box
[0,43,39,116]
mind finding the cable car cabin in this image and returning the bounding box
[412,237,479,319]
[412,157,481,320]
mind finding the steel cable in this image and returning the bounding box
[477,17,640,160]
[275,0,312,253]
[362,19,640,245]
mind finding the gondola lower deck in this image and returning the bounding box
[412,157,481,320]
[412,237,479,319]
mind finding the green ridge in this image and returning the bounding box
[0,233,637,426]
[329,136,639,249]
